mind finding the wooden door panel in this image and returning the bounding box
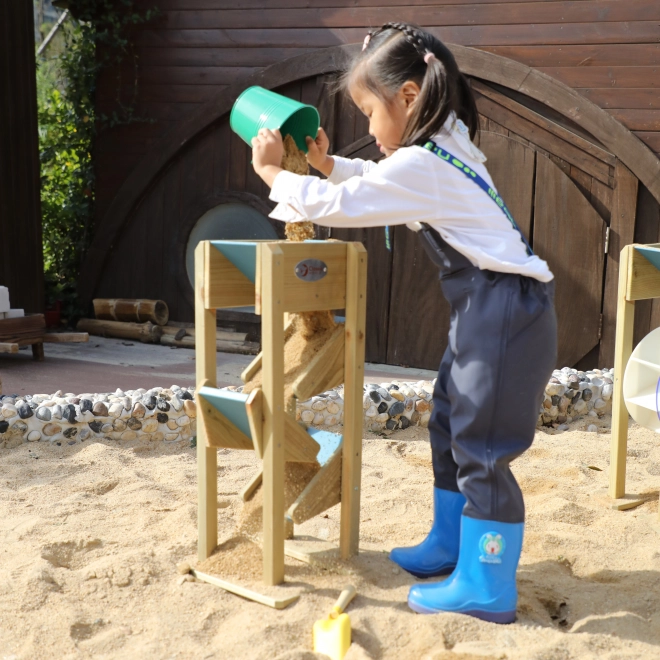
[478,131,536,241]
[386,225,449,369]
[533,154,606,367]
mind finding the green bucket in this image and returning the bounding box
[230,86,320,154]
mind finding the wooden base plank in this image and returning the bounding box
[610,495,648,511]
[43,333,89,343]
[190,570,300,609]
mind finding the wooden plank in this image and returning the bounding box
[610,245,635,500]
[599,162,639,367]
[476,93,614,186]
[473,80,616,165]
[0,314,45,334]
[242,353,263,384]
[137,46,316,68]
[195,244,218,562]
[240,470,263,503]
[190,570,299,609]
[204,244,255,309]
[137,23,660,50]
[386,224,450,369]
[284,415,322,463]
[287,445,342,525]
[478,132,535,242]
[609,110,660,132]
[577,88,660,110]
[261,243,286,586]
[482,44,660,68]
[153,0,660,8]
[199,397,254,450]
[292,324,345,401]
[533,154,605,367]
[280,242,347,313]
[245,388,264,458]
[634,132,660,154]
[162,4,660,30]
[627,244,660,301]
[340,242,367,559]
[538,67,660,90]
[42,333,89,343]
[0,343,19,354]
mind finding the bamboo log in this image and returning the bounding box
[93,298,169,326]
[77,318,163,343]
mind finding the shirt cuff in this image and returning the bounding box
[326,156,355,184]
[268,170,306,222]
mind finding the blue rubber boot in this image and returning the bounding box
[389,488,466,578]
[407,516,523,624]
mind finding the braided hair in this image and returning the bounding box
[345,22,479,147]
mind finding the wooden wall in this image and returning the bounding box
[0,0,44,313]
[95,0,660,223]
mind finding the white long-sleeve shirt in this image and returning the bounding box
[269,121,553,282]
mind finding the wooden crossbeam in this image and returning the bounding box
[245,388,264,458]
[292,324,345,401]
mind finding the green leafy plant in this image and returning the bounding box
[37,1,158,323]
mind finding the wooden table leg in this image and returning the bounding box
[31,341,44,361]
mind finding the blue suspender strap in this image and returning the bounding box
[423,140,534,256]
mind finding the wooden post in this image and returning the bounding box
[340,243,367,559]
[261,244,286,585]
[196,242,218,561]
[609,245,635,499]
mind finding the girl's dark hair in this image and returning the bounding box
[345,22,479,146]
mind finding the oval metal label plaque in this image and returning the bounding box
[294,259,328,282]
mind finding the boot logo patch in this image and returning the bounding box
[479,532,505,564]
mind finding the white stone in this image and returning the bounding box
[101,423,113,434]
[545,383,565,397]
[165,433,179,442]
[51,405,62,420]
[170,396,183,412]
[301,410,315,423]
[120,430,137,441]
[27,430,41,442]
[419,413,431,428]
[601,384,613,401]
[593,398,607,410]
[152,432,164,442]
[324,414,339,426]
[108,403,123,418]
[364,405,378,418]
[326,401,340,415]
[2,404,16,418]
[312,413,325,425]
[422,384,434,395]
[588,410,598,418]
[573,399,587,414]
[311,398,327,411]
[587,424,598,433]
[299,399,313,410]
[171,385,181,392]
[79,429,91,441]
[176,415,190,427]
[375,412,389,423]
[363,395,371,410]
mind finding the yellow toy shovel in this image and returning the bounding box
[312,585,357,660]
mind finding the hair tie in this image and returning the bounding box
[424,51,436,64]
[362,34,371,51]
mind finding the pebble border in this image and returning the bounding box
[0,368,614,449]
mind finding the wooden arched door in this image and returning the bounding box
[331,129,606,370]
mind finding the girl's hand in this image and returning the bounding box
[252,128,284,187]
[306,128,334,177]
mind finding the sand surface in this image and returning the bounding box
[1,416,659,659]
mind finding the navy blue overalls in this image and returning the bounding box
[416,224,557,523]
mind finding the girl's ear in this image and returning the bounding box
[400,80,421,113]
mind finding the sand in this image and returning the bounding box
[1,416,659,659]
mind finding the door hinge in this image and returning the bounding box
[598,313,603,340]
[604,227,610,254]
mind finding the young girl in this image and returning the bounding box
[251,22,557,624]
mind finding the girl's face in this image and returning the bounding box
[350,81,420,157]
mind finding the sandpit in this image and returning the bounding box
[1,415,659,659]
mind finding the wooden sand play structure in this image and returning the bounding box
[194,237,367,593]
[610,243,660,521]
